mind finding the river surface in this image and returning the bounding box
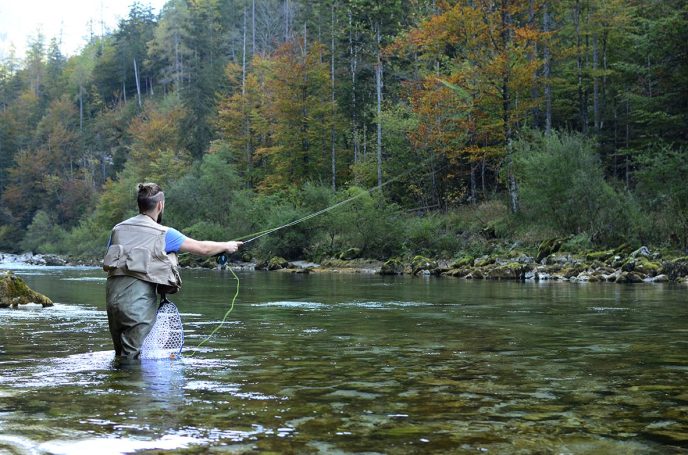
[1,265,687,454]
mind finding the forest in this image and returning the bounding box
[0,0,686,263]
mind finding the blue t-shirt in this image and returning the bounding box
[165,228,187,253]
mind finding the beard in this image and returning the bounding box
[156,211,163,224]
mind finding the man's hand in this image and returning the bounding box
[225,241,243,254]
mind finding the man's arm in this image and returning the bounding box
[179,238,243,256]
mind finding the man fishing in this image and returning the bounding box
[103,182,242,359]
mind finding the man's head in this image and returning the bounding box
[137,182,165,223]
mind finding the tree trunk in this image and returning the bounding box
[349,9,359,163]
[502,0,518,213]
[252,0,256,56]
[375,23,383,189]
[133,58,142,108]
[574,0,586,132]
[331,1,337,191]
[470,162,477,204]
[543,1,552,134]
[79,85,84,132]
[593,32,600,130]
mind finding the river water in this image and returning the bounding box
[1,265,687,454]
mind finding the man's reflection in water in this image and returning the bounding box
[111,356,186,415]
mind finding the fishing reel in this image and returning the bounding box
[216,253,228,266]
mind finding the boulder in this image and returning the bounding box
[633,257,662,277]
[380,258,404,276]
[411,256,439,276]
[585,250,615,263]
[662,257,688,281]
[267,256,289,271]
[474,255,496,268]
[536,238,565,263]
[615,271,644,284]
[450,255,474,269]
[338,248,362,260]
[484,262,528,280]
[0,272,53,308]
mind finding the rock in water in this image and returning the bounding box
[0,272,53,308]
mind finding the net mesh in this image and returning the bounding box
[140,300,184,359]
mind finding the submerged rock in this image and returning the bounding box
[0,271,53,308]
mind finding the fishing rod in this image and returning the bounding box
[187,158,449,356]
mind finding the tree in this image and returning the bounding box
[394,0,541,212]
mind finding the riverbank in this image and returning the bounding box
[3,243,688,284]
[249,241,688,284]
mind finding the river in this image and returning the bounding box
[1,265,687,454]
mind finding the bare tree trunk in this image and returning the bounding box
[349,9,359,163]
[574,0,586,132]
[133,58,142,108]
[375,23,383,189]
[284,0,290,42]
[331,1,337,191]
[79,85,84,131]
[528,0,539,127]
[242,8,251,184]
[543,1,552,134]
[593,32,600,130]
[625,94,630,188]
[502,0,518,213]
[252,0,256,56]
[470,162,477,204]
[242,9,247,96]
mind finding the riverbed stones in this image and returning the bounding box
[0,272,53,308]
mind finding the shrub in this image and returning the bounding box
[513,130,639,245]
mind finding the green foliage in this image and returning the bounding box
[513,131,638,244]
[20,210,66,254]
[635,145,688,247]
[165,143,254,241]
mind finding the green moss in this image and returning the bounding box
[634,256,662,276]
[267,256,289,270]
[474,255,496,267]
[0,272,53,308]
[450,255,474,268]
[411,256,438,275]
[585,250,615,262]
[380,258,404,276]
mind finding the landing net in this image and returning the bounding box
[140,298,184,360]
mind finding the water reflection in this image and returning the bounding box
[111,357,187,411]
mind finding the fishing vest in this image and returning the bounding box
[103,214,182,294]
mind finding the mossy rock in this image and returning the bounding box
[560,263,589,279]
[411,256,439,275]
[661,257,688,280]
[615,271,644,284]
[443,268,471,278]
[267,256,289,271]
[380,258,404,276]
[634,257,662,277]
[613,243,636,256]
[338,248,362,261]
[0,272,53,308]
[474,255,496,268]
[484,262,529,280]
[450,255,474,269]
[585,250,615,263]
[536,238,565,262]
